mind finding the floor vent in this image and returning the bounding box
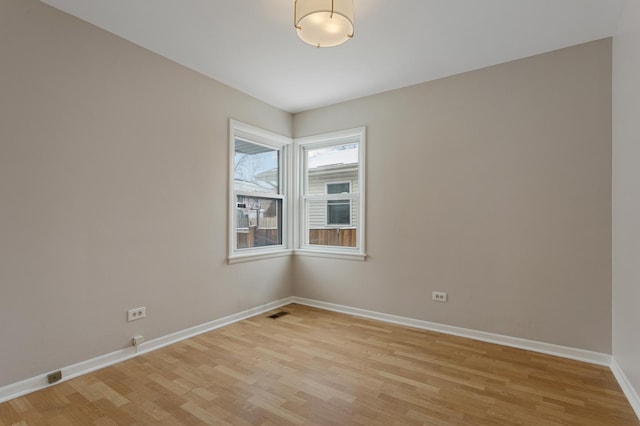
[268,311,290,319]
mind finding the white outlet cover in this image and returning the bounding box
[432,292,448,302]
[127,307,146,322]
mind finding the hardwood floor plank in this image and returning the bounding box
[1,304,637,425]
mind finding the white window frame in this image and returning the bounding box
[294,127,366,261]
[228,120,292,264]
[325,181,352,227]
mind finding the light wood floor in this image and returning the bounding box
[0,304,637,425]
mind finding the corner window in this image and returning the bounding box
[296,128,366,260]
[228,120,291,263]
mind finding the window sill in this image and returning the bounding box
[227,249,293,265]
[228,248,367,264]
[293,249,367,262]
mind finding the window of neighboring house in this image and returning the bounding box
[296,127,366,260]
[228,120,292,263]
[326,182,351,226]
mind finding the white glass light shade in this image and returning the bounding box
[294,0,354,48]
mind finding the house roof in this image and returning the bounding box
[308,146,358,169]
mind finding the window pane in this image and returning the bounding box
[326,182,351,225]
[327,201,350,225]
[306,199,357,248]
[306,144,358,195]
[327,182,350,194]
[236,195,282,249]
[234,139,279,194]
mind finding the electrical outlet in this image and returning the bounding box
[127,307,146,322]
[132,335,144,346]
[47,370,62,384]
[432,291,448,303]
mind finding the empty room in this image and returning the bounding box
[1,0,639,424]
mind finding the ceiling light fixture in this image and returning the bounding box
[294,0,354,48]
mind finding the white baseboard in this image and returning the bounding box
[611,357,640,420]
[0,296,295,404]
[4,294,633,417]
[292,297,612,366]
[296,296,639,421]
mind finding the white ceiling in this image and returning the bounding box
[41,0,626,113]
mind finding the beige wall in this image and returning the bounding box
[0,0,617,391]
[613,0,640,400]
[294,39,613,353]
[0,0,293,387]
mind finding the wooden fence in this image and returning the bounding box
[237,228,280,249]
[237,228,357,249]
[308,228,357,247]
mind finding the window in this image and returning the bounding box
[228,121,365,263]
[228,120,291,263]
[296,127,366,260]
[326,182,351,226]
